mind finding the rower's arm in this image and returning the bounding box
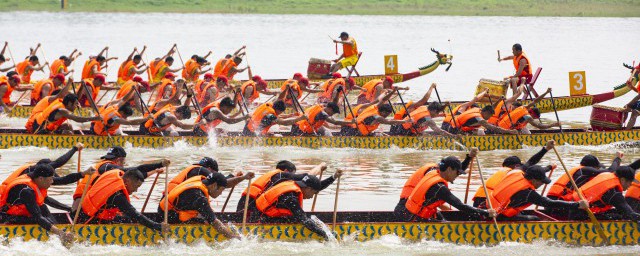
[134,65,149,74]
[283,192,329,240]
[325,116,353,126]
[115,116,149,126]
[525,147,549,166]
[14,84,34,91]
[526,88,552,108]
[167,66,183,72]
[1,42,6,56]
[375,90,396,109]
[52,172,83,185]
[377,116,409,126]
[49,146,79,169]
[605,190,640,221]
[203,51,212,59]
[426,119,457,138]
[479,120,518,134]
[528,117,559,129]
[0,66,14,72]
[415,83,437,107]
[113,192,162,231]
[468,89,488,107]
[301,86,323,93]
[435,183,487,217]
[44,197,71,212]
[525,189,579,209]
[60,109,101,123]
[123,162,164,178]
[168,115,195,130]
[212,109,249,124]
[22,189,54,231]
[97,47,108,58]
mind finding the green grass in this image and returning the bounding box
[2,0,640,17]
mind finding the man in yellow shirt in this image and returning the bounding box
[329,32,358,74]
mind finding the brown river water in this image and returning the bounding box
[0,11,640,255]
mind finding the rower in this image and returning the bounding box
[199,76,228,107]
[388,84,456,137]
[329,32,359,75]
[16,55,48,84]
[213,46,245,79]
[30,74,65,105]
[151,56,182,84]
[115,76,158,112]
[488,165,588,221]
[237,75,278,106]
[242,100,307,137]
[441,104,517,135]
[79,74,119,107]
[256,173,341,240]
[623,64,640,129]
[159,172,238,238]
[116,46,148,85]
[624,159,640,211]
[71,146,168,212]
[90,92,151,136]
[317,73,359,104]
[195,73,214,96]
[32,94,101,134]
[82,47,117,79]
[140,104,198,136]
[472,140,555,207]
[0,42,14,72]
[486,84,525,125]
[149,45,177,83]
[498,43,533,95]
[25,79,73,133]
[183,56,210,82]
[340,90,411,136]
[193,97,250,136]
[357,76,408,104]
[395,148,495,221]
[290,102,353,136]
[280,77,313,107]
[50,49,80,77]
[147,79,190,115]
[0,164,75,244]
[214,48,247,80]
[496,88,560,134]
[0,74,33,113]
[156,72,178,101]
[77,169,169,234]
[167,157,254,194]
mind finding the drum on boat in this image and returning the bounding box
[307,58,332,79]
[590,104,628,131]
[475,79,507,99]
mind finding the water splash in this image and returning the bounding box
[310,215,338,243]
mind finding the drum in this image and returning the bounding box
[475,79,507,100]
[307,58,332,79]
[590,104,628,131]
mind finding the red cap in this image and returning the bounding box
[347,77,355,86]
[217,75,228,85]
[52,74,66,82]
[9,75,21,83]
[93,74,106,83]
[165,72,176,79]
[299,77,309,85]
[140,81,150,92]
[257,79,268,88]
[252,75,262,82]
[204,73,214,80]
[332,72,342,78]
[132,76,143,83]
[384,76,394,85]
[293,73,303,80]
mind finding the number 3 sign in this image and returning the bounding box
[569,71,587,96]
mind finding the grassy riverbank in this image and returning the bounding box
[2,0,640,17]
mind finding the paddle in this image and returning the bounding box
[342,90,356,119]
[332,174,341,233]
[38,44,51,72]
[141,173,160,213]
[396,89,413,123]
[163,164,170,240]
[220,186,235,214]
[552,147,609,245]
[536,163,557,210]
[549,90,563,133]
[500,99,523,145]
[288,85,318,136]
[174,44,186,70]
[463,155,474,204]
[241,177,253,234]
[475,155,505,243]
[433,87,466,150]
[299,82,322,103]
[82,80,114,145]
[311,168,325,212]
[71,146,87,230]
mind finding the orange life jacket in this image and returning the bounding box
[399,163,437,199]
[394,101,414,120]
[152,62,170,83]
[0,175,47,217]
[344,104,366,128]
[195,102,222,133]
[498,106,529,130]
[356,105,382,136]
[81,78,101,107]
[447,107,482,132]
[360,79,382,103]
[34,101,68,132]
[241,80,260,103]
[31,79,54,103]
[487,101,505,125]
[625,172,640,200]
[213,58,227,78]
[400,105,432,134]
[183,60,200,82]
[50,59,67,77]
[81,170,129,221]
[442,105,462,125]
[26,96,59,132]
[241,170,283,199]
[320,78,345,100]
[405,171,448,219]
[91,105,123,136]
[149,59,165,83]
[295,105,325,134]
[255,181,303,218]
[116,80,137,100]
[572,172,623,214]
[219,59,237,80]
[16,60,34,83]
[488,171,535,217]
[472,167,516,200]
[513,53,532,78]
[198,83,219,105]
[1,76,15,104]
[144,106,175,133]
[73,160,115,199]
[156,78,176,101]
[547,166,583,200]
[246,103,277,135]
[281,80,302,105]
[117,60,136,83]
[159,175,209,222]
[342,37,358,58]
[82,59,101,79]
[167,165,202,193]
[0,164,33,198]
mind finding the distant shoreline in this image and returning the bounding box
[1,0,639,17]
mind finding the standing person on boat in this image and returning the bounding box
[30,74,65,105]
[76,169,169,234]
[236,75,278,106]
[140,102,200,136]
[488,165,589,221]
[498,43,533,95]
[0,164,75,244]
[357,76,408,104]
[50,49,80,77]
[0,74,33,113]
[290,102,354,136]
[316,73,360,104]
[213,46,245,79]
[71,146,167,212]
[90,91,151,136]
[25,78,73,133]
[0,42,15,72]
[340,90,411,136]
[328,32,359,75]
[395,148,495,221]
[472,140,555,207]
[193,97,250,136]
[31,94,101,134]
[242,99,308,137]
[15,55,48,84]
[495,88,560,134]
[116,46,148,85]
[159,172,239,239]
[256,172,342,240]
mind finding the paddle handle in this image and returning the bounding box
[311,169,324,212]
[76,148,81,173]
[163,165,169,224]
[242,178,253,233]
[475,157,504,242]
[141,172,160,213]
[463,156,474,204]
[72,172,93,228]
[332,176,341,232]
[549,90,563,133]
[220,186,235,213]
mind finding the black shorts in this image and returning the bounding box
[631,101,640,110]
[388,124,412,136]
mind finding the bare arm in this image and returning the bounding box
[514,58,527,77]
[375,90,396,109]
[203,51,212,59]
[414,83,436,107]
[59,109,101,123]
[325,116,354,126]
[97,47,108,58]
[377,116,410,125]
[426,119,457,138]
[529,118,559,129]
[275,115,307,126]
[167,115,195,130]
[211,109,249,124]
[526,88,552,108]
[479,120,518,134]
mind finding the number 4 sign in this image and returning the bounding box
[569,71,587,96]
[384,55,398,75]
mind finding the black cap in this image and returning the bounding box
[339,32,349,38]
[197,157,219,172]
[203,172,228,187]
[524,165,552,184]
[101,146,127,160]
[580,155,603,168]
[295,174,322,191]
[502,156,522,168]
[615,166,640,183]
[439,156,464,175]
[27,164,55,179]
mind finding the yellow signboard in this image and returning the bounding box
[384,55,398,75]
[569,71,587,96]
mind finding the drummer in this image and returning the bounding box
[498,43,533,95]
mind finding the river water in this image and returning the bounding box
[1,12,640,255]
